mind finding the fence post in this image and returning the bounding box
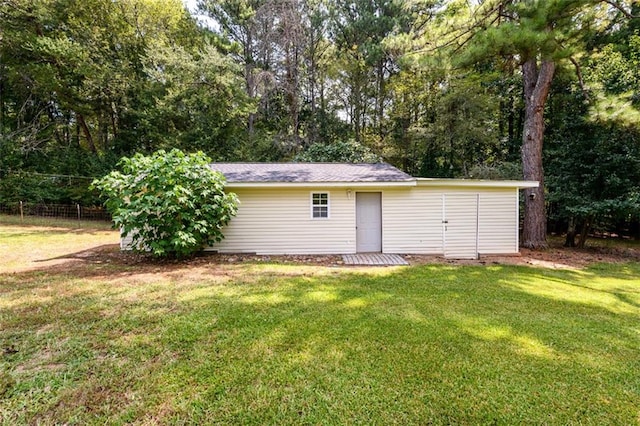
[20,201,24,222]
[77,203,81,220]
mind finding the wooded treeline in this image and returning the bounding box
[1,0,639,245]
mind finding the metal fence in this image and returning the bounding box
[0,201,111,221]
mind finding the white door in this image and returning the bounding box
[443,194,479,259]
[356,192,382,252]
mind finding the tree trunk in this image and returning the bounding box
[109,101,118,141]
[353,79,362,143]
[0,63,4,135]
[46,101,63,145]
[245,31,256,135]
[286,45,300,146]
[521,58,555,249]
[376,59,385,138]
[76,112,97,153]
[577,216,592,249]
[308,40,318,146]
[564,216,576,247]
[631,219,640,240]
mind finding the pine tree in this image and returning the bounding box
[415,0,636,248]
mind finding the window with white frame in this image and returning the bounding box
[311,192,329,218]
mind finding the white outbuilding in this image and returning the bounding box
[199,162,538,259]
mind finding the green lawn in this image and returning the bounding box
[1,217,639,424]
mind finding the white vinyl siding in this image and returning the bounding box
[122,184,522,256]
[477,188,519,254]
[120,229,134,250]
[209,188,355,254]
[383,188,443,254]
[440,188,518,257]
[384,187,519,256]
[120,228,145,251]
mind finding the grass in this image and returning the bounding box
[0,215,116,272]
[0,214,114,230]
[1,217,639,424]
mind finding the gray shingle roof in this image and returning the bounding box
[209,163,413,183]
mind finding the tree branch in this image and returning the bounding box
[601,0,638,19]
[408,1,505,55]
[569,56,590,101]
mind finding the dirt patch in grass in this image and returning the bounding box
[84,246,345,268]
[491,238,639,268]
[406,241,640,269]
[2,216,638,274]
[69,238,640,272]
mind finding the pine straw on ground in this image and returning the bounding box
[75,237,640,271]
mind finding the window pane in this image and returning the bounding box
[312,193,329,218]
[313,206,328,218]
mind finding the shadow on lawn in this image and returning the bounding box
[2,244,200,281]
[614,290,640,309]
[33,244,123,263]
[1,257,640,423]
[158,262,640,372]
[498,263,640,311]
[148,265,640,422]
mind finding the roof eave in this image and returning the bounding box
[416,178,539,189]
[225,180,417,188]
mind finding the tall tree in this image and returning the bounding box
[0,0,201,158]
[198,0,269,136]
[143,44,253,158]
[330,0,407,144]
[0,0,253,204]
[546,10,640,246]
[414,0,636,248]
[546,80,640,247]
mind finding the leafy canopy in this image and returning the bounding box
[92,149,238,258]
[293,140,381,163]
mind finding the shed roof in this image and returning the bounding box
[210,162,414,183]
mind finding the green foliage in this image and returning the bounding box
[298,109,353,149]
[423,77,501,177]
[329,0,410,144]
[0,172,91,205]
[92,149,238,258]
[0,0,250,203]
[585,33,640,125]
[0,143,118,205]
[143,44,254,158]
[386,71,505,178]
[449,0,593,67]
[468,162,522,180]
[420,0,638,247]
[0,0,200,152]
[546,123,640,227]
[1,0,639,243]
[545,80,640,238]
[541,13,640,241]
[293,140,381,163]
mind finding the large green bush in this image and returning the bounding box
[92,149,238,258]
